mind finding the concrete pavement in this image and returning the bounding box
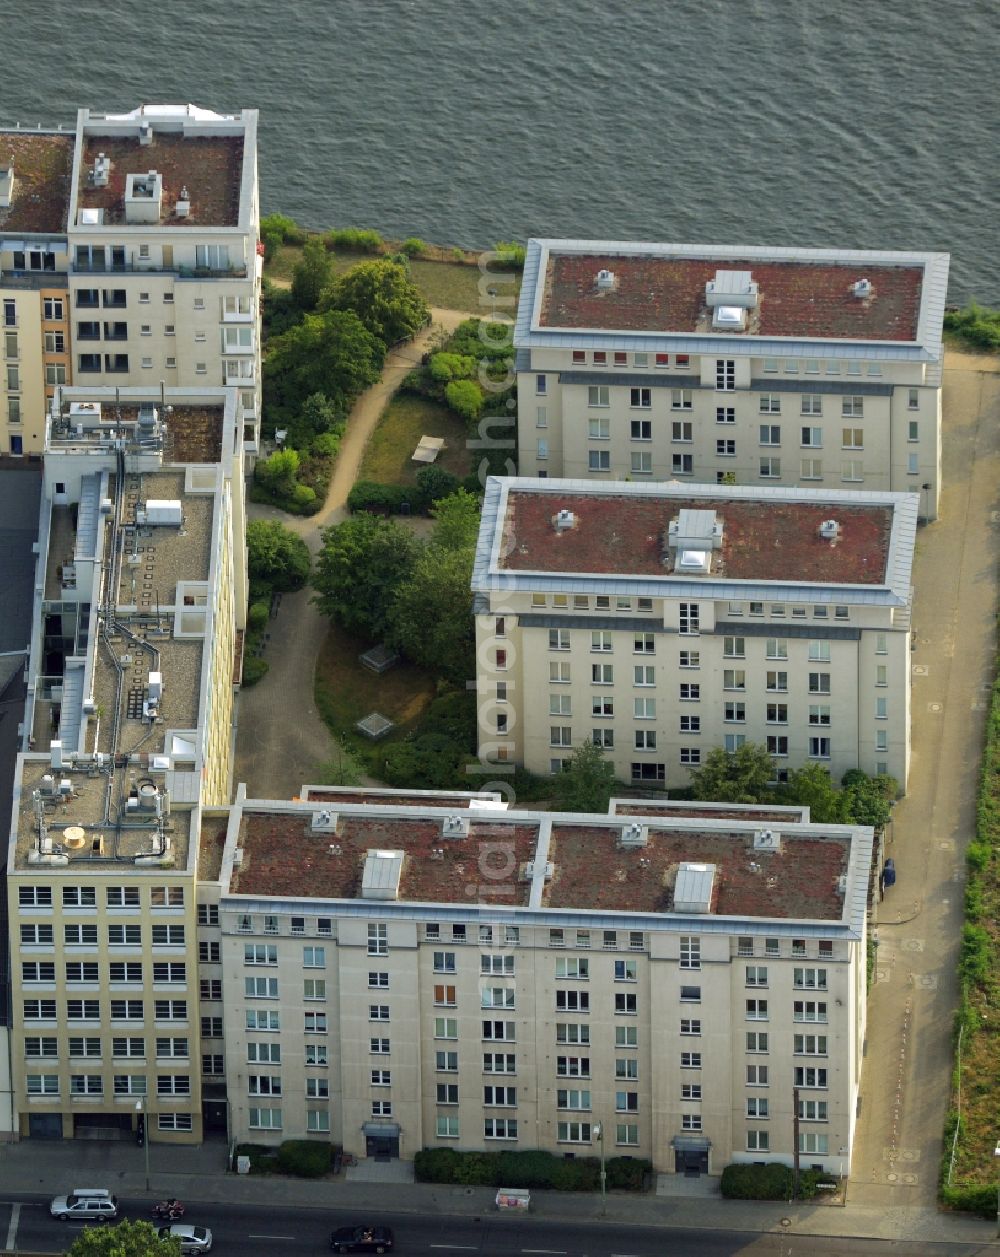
[848,348,1000,1207]
[234,309,466,799]
[0,1137,993,1246]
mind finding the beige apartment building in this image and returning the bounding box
[514,240,949,521]
[1,104,261,461]
[5,384,247,1142]
[472,476,917,790]
[198,787,872,1177]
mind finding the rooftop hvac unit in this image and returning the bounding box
[138,120,153,145]
[137,499,183,527]
[554,509,576,533]
[852,278,872,299]
[753,828,781,852]
[620,822,648,847]
[818,519,840,541]
[441,815,469,838]
[310,809,338,834]
[596,268,616,291]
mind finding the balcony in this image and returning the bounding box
[1,270,68,291]
[73,260,248,280]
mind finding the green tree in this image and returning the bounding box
[255,447,300,495]
[389,543,475,682]
[444,378,484,420]
[291,235,334,311]
[265,309,384,415]
[431,489,481,551]
[780,762,848,823]
[414,465,459,511]
[429,352,477,382]
[247,519,311,592]
[688,743,775,804]
[67,1218,181,1256]
[841,770,897,828]
[551,741,617,814]
[323,258,429,345]
[313,513,418,640]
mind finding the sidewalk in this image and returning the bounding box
[1,1139,993,1246]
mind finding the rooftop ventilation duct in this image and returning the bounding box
[0,166,14,209]
[175,185,190,218]
[362,848,404,900]
[124,170,163,223]
[852,278,872,299]
[138,120,153,146]
[441,814,469,839]
[674,862,716,914]
[92,153,111,187]
[818,519,840,542]
[753,828,781,852]
[712,305,747,331]
[137,499,183,526]
[706,269,758,309]
[666,508,723,573]
[596,268,615,291]
[620,821,648,848]
[310,809,338,834]
[554,508,576,533]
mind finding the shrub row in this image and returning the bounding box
[414,1147,650,1192]
[347,467,463,516]
[720,1163,834,1200]
[233,1140,335,1177]
[944,303,1000,351]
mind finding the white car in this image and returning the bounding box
[158,1223,214,1253]
[50,1189,118,1221]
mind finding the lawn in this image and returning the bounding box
[359,394,473,486]
[264,241,518,314]
[314,621,437,753]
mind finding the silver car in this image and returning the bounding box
[158,1224,214,1253]
[50,1190,118,1221]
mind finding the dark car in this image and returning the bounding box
[883,857,897,888]
[330,1225,395,1254]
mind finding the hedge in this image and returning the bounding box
[347,469,461,517]
[233,1140,334,1177]
[720,1163,833,1200]
[413,1147,651,1192]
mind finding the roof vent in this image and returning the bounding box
[712,305,747,331]
[0,166,14,209]
[175,185,190,219]
[838,873,848,895]
[554,508,576,533]
[596,268,615,291]
[310,809,338,834]
[753,828,781,852]
[138,119,153,146]
[362,848,404,900]
[667,508,723,573]
[124,170,163,223]
[92,152,111,187]
[620,822,648,848]
[852,278,872,299]
[818,519,841,542]
[524,860,554,881]
[674,862,716,914]
[441,814,469,839]
[706,269,758,309]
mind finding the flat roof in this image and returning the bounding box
[229,809,538,906]
[77,134,243,228]
[489,479,898,586]
[543,823,849,919]
[0,131,74,234]
[515,240,951,364]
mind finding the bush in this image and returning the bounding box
[415,465,460,510]
[326,227,384,254]
[944,303,1000,352]
[420,689,478,751]
[311,430,343,458]
[248,600,270,631]
[941,1181,998,1216]
[606,1157,653,1191]
[429,352,477,382]
[494,240,527,268]
[445,378,484,421]
[451,247,467,262]
[261,213,308,246]
[381,733,470,790]
[720,1162,794,1200]
[401,237,429,257]
[275,1139,333,1177]
[241,656,269,687]
[347,480,413,515]
[413,1148,643,1192]
[292,483,318,510]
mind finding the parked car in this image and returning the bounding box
[883,857,897,888]
[158,1224,214,1253]
[330,1225,395,1253]
[49,1188,118,1221]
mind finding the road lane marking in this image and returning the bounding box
[5,1203,19,1253]
[430,1247,477,1251]
[522,1250,567,1254]
[249,1235,298,1241]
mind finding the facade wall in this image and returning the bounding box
[1,285,54,454]
[518,350,940,520]
[7,868,203,1143]
[219,904,863,1175]
[475,593,911,790]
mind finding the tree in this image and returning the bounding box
[67,1219,181,1256]
[444,378,484,421]
[688,743,774,804]
[414,465,459,512]
[780,762,848,823]
[313,513,418,640]
[247,519,311,592]
[551,741,617,814]
[323,258,429,346]
[431,488,481,551]
[255,447,300,495]
[265,309,384,415]
[389,543,475,682]
[841,769,897,829]
[291,236,334,311]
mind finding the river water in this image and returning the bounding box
[2,0,997,300]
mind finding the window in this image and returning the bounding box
[746,999,768,1020]
[798,1098,829,1122]
[716,406,735,424]
[679,603,700,636]
[107,887,140,908]
[70,1075,103,1096]
[809,672,831,695]
[63,886,96,907]
[535,375,547,395]
[556,990,589,1013]
[716,359,735,391]
[671,389,692,410]
[745,965,768,988]
[630,387,651,408]
[747,1064,769,1086]
[616,1090,639,1113]
[249,1108,282,1130]
[808,737,832,760]
[759,424,780,446]
[555,957,589,979]
[369,1004,390,1021]
[307,1045,329,1066]
[484,1084,517,1106]
[557,1122,592,1144]
[23,961,56,982]
[197,903,220,927]
[368,923,388,956]
[680,681,700,702]
[724,702,746,723]
[794,1000,828,1022]
[588,415,610,440]
[680,1052,701,1069]
[245,944,278,966]
[680,1019,701,1035]
[108,961,142,982]
[482,1020,515,1041]
[746,1097,769,1118]
[747,1130,770,1151]
[672,420,693,442]
[304,1012,328,1033]
[634,730,656,750]
[679,650,699,669]
[680,985,701,1003]
[548,627,571,652]
[245,977,278,999]
[630,418,652,441]
[759,394,780,414]
[630,451,652,474]
[549,661,571,685]
[303,946,326,968]
[245,1010,279,1031]
[556,1023,590,1045]
[759,456,781,478]
[588,449,610,472]
[672,453,693,474]
[808,705,832,727]
[154,999,186,1021]
[151,925,184,946]
[633,632,655,655]
[591,662,614,687]
[592,352,607,366]
[794,968,828,990]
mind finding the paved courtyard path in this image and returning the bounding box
[234,309,467,798]
[847,348,1000,1206]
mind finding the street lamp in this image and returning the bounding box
[593,1121,606,1215]
[136,1099,150,1192]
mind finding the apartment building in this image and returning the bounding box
[472,476,917,789]
[0,130,75,454]
[200,787,872,1176]
[0,104,261,461]
[5,384,247,1142]
[514,240,949,520]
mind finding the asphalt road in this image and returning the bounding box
[0,1196,989,1257]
